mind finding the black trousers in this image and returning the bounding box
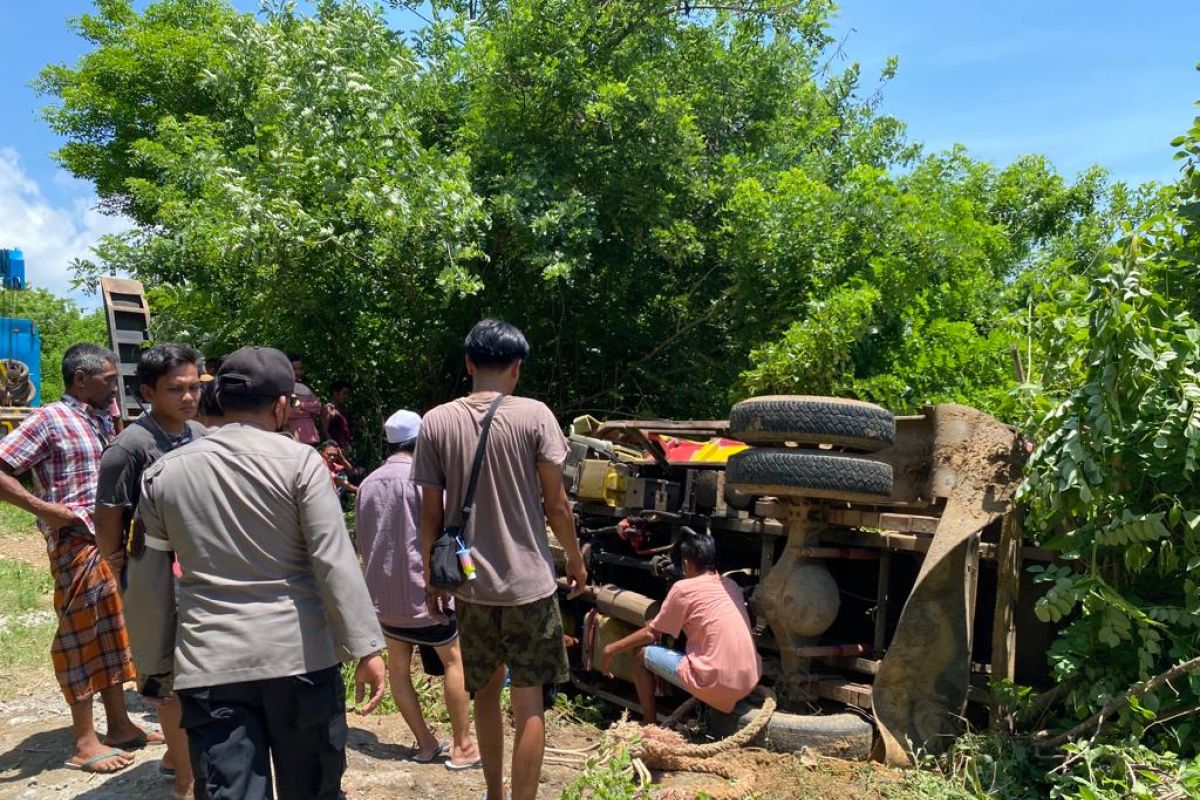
[178,665,348,800]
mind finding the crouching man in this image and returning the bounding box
[600,530,762,722]
[129,346,386,800]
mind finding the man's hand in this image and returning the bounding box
[564,553,589,600]
[38,503,79,531]
[354,653,386,715]
[426,585,450,618]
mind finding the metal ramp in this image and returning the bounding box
[100,277,151,422]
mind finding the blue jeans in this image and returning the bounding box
[642,645,686,691]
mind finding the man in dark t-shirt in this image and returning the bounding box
[95,344,206,799]
[322,379,353,448]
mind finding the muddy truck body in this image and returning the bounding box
[554,396,1052,764]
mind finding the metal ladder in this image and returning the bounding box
[100,277,151,423]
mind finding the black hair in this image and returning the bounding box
[464,318,530,368]
[674,528,717,573]
[136,343,202,389]
[286,352,303,364]
[199,380,223,418]
[387,440,415,455]
[318,440,340,452]
[61,343,117,387]
[216,392,277,413]
[330,379,352,394]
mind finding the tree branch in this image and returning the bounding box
[1035,655,1200,750]
[1015,674,1082,730]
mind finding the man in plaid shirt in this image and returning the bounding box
[0,344,161,774]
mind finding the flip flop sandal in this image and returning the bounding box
[411,738,450,764]
[63,749,132,773]
[445,757,483,771]
[103,730,165,750]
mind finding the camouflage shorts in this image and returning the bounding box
[457,594,569,693]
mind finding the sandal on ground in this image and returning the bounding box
[103,729,166,750]
[63,749,133,773]
[411,738,450,764]
[445,756,482,771]
[159,762,176,776]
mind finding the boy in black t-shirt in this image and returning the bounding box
[95,344,206,799]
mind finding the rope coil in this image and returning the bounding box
[612,686,777,799]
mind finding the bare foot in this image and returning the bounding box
[102,726,166,749]
[413,736,448,762]
[172,779,194,799]
[447,742,481,767]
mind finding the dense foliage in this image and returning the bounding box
[36,2,1200,795]
[1011,109,1200,790]
[40,0,1111,423]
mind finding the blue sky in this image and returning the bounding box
[0,1,1197,301]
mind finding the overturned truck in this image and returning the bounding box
[556,395,1050,765]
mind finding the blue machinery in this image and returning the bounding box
[0,248,41,425]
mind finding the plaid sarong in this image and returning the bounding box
[49,529,135,704]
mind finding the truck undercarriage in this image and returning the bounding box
[556,396,1050,764]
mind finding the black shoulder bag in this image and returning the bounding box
[429,394,505,589]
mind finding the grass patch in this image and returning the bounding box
[0,557,56,695]
[0,558,53,612]
[553,686,617,726]
[0,504,37,538]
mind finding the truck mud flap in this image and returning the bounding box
[871,405,1024,765]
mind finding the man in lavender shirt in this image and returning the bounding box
[355,410,480,769]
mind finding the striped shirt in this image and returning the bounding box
[0,394,114,546]
[354,453,448,628]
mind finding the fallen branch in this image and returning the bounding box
[1015,675,1081,730]
[1035,655,1200,750]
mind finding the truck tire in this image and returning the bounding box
[727,448,893,503]
[729,395,895,451]
[709,706,873,759]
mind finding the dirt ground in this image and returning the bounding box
[0,691,606,800]
[0,529,938,800]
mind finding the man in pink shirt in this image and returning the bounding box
[354,410,478,769]
[601,530,761,721]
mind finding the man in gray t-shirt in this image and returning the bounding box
[413,319,587,800]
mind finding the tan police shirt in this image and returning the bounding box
[131,422,383,690]
[412,393,569,607]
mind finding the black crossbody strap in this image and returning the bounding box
[459,394,505,526]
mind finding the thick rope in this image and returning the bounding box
[636,686,776,760]
[552,688,777,800]
[610,686,777,800]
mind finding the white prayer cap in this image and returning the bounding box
[384,409,422,445]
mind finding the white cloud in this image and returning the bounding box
[0,147,131,307]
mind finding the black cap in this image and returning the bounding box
[216,347,295,398]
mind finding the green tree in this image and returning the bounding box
[736,152,1108,413]
[40,0,1114,427]
[36,0,239,222]
[45,0,486,436]
[1014,101,1200,777]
